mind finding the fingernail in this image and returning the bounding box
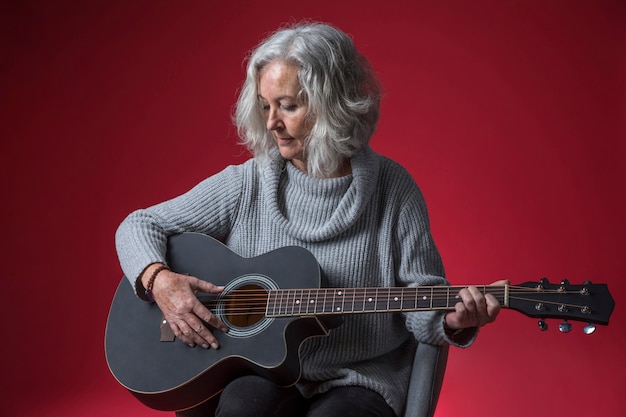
[211,343,219,350]
[201,344,209,349]
[188,343,195,348]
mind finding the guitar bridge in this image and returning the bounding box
[160,315,176,342]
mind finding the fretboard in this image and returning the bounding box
[265,285,508,317]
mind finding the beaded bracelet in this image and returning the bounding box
[145,265,170,302]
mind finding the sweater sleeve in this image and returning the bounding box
[115,163,247,289]
[393,176,477,348]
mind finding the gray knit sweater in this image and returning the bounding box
[115,146,471,415]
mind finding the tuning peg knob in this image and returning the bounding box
[538,319,548,331]
[583,323,596,335]
[559,320,572,333]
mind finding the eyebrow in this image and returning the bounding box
[257,94,295,102]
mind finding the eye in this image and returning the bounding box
[282,103,297,111]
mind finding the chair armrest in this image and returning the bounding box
[402,343,449,417]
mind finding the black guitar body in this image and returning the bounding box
[105,233,339,411]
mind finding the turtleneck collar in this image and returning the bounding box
[260,146,381,242]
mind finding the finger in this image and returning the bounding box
[174,314,215,349]
[458,286,490,327]
[191,278,225,294]
[447,299,467,328]
[186,302,229,347]
[187,318,219,350]
[185,315,222,350]
[484,293,502,322]
[458,287,477,316]
[170,319,196,347]
[192,303,228,333]
[467,286,486,311]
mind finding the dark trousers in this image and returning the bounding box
[177,375,397,417]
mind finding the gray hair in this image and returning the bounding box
[234,22,381,177]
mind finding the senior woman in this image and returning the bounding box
[115,22,502,417]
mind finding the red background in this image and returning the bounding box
[2,1,625,416]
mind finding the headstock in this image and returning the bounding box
[508,279,615,333]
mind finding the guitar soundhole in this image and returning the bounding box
[224,284,266,328]
[217,274,277,338]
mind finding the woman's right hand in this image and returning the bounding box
[141,263,228,349]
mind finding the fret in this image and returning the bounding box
[380,288,391,311]
[314,289,323,314]
[303,289,315,315]
[431,287,447,309]
[349,288,357,312]
[286,289,296,316]
[484,286,503,304]
[321,289,332,314]
[273,290,282,316]
[303,289,312,315]
[278,290,288,316]
[282,290,293,316]
[331,289,345,313]
[403,287,418,311]
[341,288,355,312]
[266,290,277,316]
[363,288,378,312]
[293,289,303,316]
[416,287,430,310]
[351,289,365,312]
[322,289,330,314]
[316,289,328,314]
[279,289,287,315]
[389,287,404,311]
[448,286,462,309]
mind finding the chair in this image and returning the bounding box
[402,342,449,417]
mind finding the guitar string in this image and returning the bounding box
[197,286,594,316]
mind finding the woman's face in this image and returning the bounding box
[258,61,311,173]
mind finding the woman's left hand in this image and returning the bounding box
[444,279,508,330]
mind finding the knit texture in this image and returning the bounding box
[115,146,473,415]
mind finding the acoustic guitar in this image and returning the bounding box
[105,232,615,411]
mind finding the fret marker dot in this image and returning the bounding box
[368,297,373,302]
[394,297,399,302]
[336,307,341,311]
[295,300,300,305]
[422,296,428,300]
[310,300,315,304]
[338,291,343,296]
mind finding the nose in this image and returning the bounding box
[266,107,282,131]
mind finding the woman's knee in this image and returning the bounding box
[216,375,304,417]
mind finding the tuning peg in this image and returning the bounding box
[538,319,548,331]
[560,279,570,285]
[583,323,597,335]
[559,320,572,333]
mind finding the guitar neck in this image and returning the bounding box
[266,285,508,317]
